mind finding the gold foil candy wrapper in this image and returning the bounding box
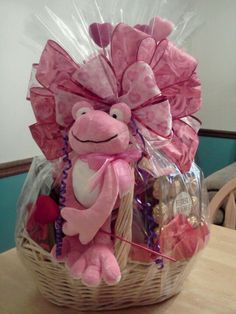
[169,177,182,198]
[160,202,170,224]
[139,157,156,176]
[200,214,207,225]
[187,215,199,228]
[153,188,161,200]
[153,179,160,191]
[153,177,171,201]
[161,202,169,215]
[153,202,171,225]
[153,179,161,200]
[153,226,160,241]
[189,177,198,195]
[152,204,161,223]
[191,195,199,209]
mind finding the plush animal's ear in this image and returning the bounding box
[72,101,94,120]
[109,103,131,124]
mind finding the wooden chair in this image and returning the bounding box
[208,177,236,229]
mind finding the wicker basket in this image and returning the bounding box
[16,190,195,311]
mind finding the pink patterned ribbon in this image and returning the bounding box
[28,21,201,172]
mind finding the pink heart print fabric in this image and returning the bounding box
[28,18,201,172]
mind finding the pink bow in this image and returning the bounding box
[28,21,201,172]
[79,147,141,197]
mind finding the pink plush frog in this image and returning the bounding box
[28,20,202,286]
[53,100,139,286]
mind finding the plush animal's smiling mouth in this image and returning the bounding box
[72,131,118,143]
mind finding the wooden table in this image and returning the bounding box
[0,225,236,314]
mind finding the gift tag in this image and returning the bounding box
[173,191,192,216]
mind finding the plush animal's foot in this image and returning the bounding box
[69,244,121,287]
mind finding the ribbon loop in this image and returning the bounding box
[28,19,201,172]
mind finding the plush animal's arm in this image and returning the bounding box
[112,159,134,198]
[61,163,119,244]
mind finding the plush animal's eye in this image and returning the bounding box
[72,101,94,120]
[75,107,91,118]
[109,103,131,124]
[110,108,124,121]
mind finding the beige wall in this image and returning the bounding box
[0,0,42,163]
[185,0,236,131]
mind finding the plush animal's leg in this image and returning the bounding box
[94,217,113,246]
[60,161,121,286]
[100,246,121,285]
[69,218,121,287]
[95,217,121,285]
[51,235,86,268]
[69,244,100,285]
[69,242,121,286]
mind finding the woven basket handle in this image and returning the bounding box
[114,182,134,270]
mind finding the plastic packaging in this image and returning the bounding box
[16,0,209,309]
[16,157,59,251]
[17,158,209,261]
[131,161,209,263]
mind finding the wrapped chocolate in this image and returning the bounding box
[132,160,209,263]
[159,165,209,261]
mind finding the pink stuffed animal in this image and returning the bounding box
[53,100,140,287]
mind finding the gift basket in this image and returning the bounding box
[16,0,209,311]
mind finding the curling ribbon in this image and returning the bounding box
[55,133,72,257]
